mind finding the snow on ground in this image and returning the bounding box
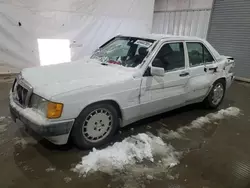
[0,124,8,133]
[158,107,240,140]
[177,107,240,133]
[63,177,72,183]
[159,107,241,139]
[73,106,240,186]
[14,137,28,149]
[46,167,56,172]
[0,117,8,133]
[13,137,37,149]
[158,130,184,140]
[73,133,181,176]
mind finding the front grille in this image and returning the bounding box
[16,84,28,106]
[12,75,33,107]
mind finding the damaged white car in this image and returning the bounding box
[9,34,235,149]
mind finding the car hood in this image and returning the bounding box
[22,58,136,99]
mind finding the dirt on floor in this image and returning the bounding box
[0,80,250,188]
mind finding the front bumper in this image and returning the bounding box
[9,95,74,145]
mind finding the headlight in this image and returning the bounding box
[30,94,63,119]
[30,94,48,115]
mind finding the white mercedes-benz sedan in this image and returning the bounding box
[9,34,235,149]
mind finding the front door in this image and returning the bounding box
[185,42,219,102]
[140,42,189,117]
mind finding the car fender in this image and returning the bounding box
[50,78,142,123]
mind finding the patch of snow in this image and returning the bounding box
[14,137,28,149]
[63,177,72,183]
[113,156,181,188]
[0,117,5,121]
[46,167,56,172]
[72,133,180,176]
[207,107,241,120]
[190,116,210,129]
[0,124,8,133]
[23,165,34,172]
[178,107,240,134]
[146,174,153,180]
[158,107,241,140]
[158,130,183,140]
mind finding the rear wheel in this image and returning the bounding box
[203,79,225,109]
[71,103,119,149]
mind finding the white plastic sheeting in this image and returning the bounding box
[0,0,154,71]
[152,0,213,39]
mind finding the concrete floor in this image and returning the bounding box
[1,80,250,188]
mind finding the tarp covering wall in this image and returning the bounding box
[0,0,155,72]
[152,0,213,38]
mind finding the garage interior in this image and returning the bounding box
[1,0,250,188]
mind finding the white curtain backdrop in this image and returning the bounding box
[0,0,155,72]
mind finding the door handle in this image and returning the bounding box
[179,72,189,77]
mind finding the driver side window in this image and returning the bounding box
[152,42,185,72]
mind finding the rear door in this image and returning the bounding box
[185,42,219,102]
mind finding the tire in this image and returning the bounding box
[203,79,226,109]
[71,103,119,149]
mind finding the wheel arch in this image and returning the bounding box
[214,77,226,87]
[78,99,123,122]
[205,77,226,99]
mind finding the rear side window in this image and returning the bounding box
[186,42,214,67]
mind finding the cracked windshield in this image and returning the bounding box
[91,36,155,67]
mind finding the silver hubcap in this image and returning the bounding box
[82,108,112,143]
[212,83,224,105]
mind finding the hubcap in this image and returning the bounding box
[212,83,224,105]
[82,108,112,143]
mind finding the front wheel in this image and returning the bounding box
[71,103,119,149]
[203,79,226,109]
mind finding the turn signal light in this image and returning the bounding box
[47,102,63,119]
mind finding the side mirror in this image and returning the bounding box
[151,66,165,77]
[150,58,165,77]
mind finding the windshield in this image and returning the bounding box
[91,36,155,68]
